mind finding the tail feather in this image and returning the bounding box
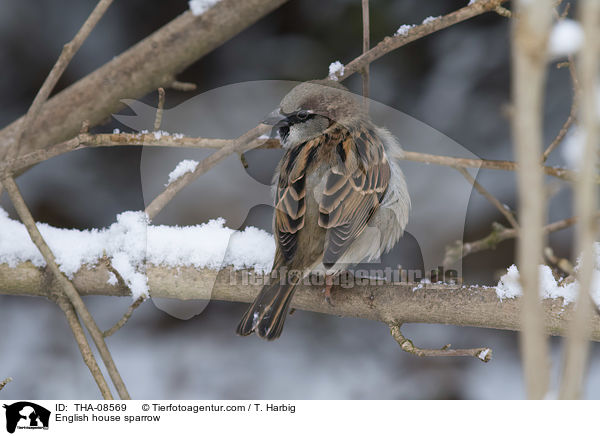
[236,277,298,340]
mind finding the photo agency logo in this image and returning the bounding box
[2,402,50,433]
[114,80,480,320]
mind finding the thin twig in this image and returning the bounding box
[360,0,370,109]
[6,132,582,184]
[399,150,587,183]
[144,123,271,220]
[1,176,131,400]
[332,0,507,81]
[389,323,492,362]
[559,0,600,400]
[544,246,574,275]
[169,80,197,92]
[456,166,519,229]
[103,296,146,338]
[542,57,579,162]
[495,5,512,17]
[0,377,12,392]
[443,214,590,269]
[0,133,251,175]
[153,88,165,131]
[55,296,114,399]
[3,0,114,169]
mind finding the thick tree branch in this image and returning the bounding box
[3,263,600,342]
[0,0,288,162]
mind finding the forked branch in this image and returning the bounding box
[389,323,492,362]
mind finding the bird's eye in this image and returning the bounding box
[297,110,309,120]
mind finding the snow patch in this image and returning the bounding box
[328,61,345,81]
[495,244,600,305]
[166,159,199,186]
[107,271,118,286]
[153,130,170,140]
[548,19,584,59]
[422,16,440,25]
[0,208,275,300]
[477,349,490,361]
[189,0,219,16]
[395,24,414,36]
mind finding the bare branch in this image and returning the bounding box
[511,0,553,399]
[361,0,370,107]
[144,123,271,220]
[55,296,114,399]
[455,166,519,229]
[389,323,492,362]
[4,0,114,168]
[26,132,588,178]
[169,80,197,92]
[544,246,574,276]
[560,0,600,400]
[153,88,166,132]
[6,129,586,185]
[1,176,131,400]
[103,296,146,338]
[399,150,587,183]
[444,215,589,268]
[542,58,579,162]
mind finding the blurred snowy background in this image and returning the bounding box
[1,0,599,399]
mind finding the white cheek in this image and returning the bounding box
[284,125,304,148]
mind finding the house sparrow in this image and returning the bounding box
[237,80,410,340]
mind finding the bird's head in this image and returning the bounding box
[263,80,364,148]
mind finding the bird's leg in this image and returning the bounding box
[324,274,334,306]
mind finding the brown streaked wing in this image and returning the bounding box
[318,126,390,267]
[274,137,322,261]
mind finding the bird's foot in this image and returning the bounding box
[323,274,335,306]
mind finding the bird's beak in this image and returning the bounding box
[262,109,287,126]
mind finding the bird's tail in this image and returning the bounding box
[236,274,300,340]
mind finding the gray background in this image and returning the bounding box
[0,0,593,399]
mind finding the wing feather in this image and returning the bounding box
[318,125,390,267]
[274,137,322,261]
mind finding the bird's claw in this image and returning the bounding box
[323,284,335,306]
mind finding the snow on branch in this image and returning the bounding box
[334,0,509,82]
[0,208,274,300]
[3,261,600,343]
